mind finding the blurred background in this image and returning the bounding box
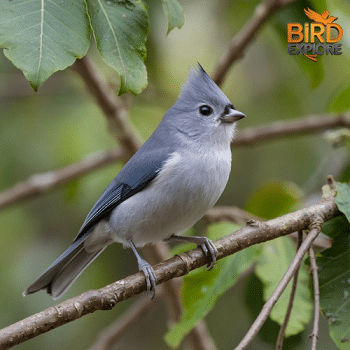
[0,0,349,349]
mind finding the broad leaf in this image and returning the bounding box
[328,83,350,114]
[255,236,313,336]
[318,216,350,349]
[86,0,148,95]
[245,181,302,219]
[165,222,259,348]
[161,0,185,34]
[336,183,350,222]
[0,0,90,90]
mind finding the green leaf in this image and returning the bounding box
[321,215,350,240]
[161,0,185,34]
[165,222,259,348]
[317,216,350,349]
[336,182,350,223]
[86,0,148,95]
[245,181,302,219]
[340,162,350,184]
[255,237,313,336]
[0,0,90,90]
[327,83,350,113]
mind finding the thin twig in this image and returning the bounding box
[205,206,260,223]
[308,246,320,350]
[234,215,326,350]
[186,320,219,350]
[89,293,161,350]
[276,231,303,350]
[213,0,298,86]
[231,114,350,147]
[142,243,183,324]
[0,148,124,210]
[0,200,338,349]
[143,243,218,350]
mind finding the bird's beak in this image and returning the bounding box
[220,106,245,124]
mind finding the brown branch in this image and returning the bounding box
[89,293,161,350]
[234,216,325,350]
[231,113,350,147]
[308,246,320,350]
[205,207,331,250]
[0,148,124,210]
[0,200,338,349]
[205,206,260,223]
[185,320,219,350]
[72,57,143,157]
[213,0,298,86]
[276,230,303,350]
[143,243,218,350]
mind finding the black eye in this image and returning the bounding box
[199,105,213,116]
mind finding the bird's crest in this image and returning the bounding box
[178,63,230,107]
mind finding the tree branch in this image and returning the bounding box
[212,0,298,86]
[234,216,325,350]
[0,148,124,210]
[0,200,338,349]
[204,206,260,223]
[276,230,303,350]
[231,113,350,147]
[308,246,320,350]
[72,57,143,157]
[89,293,161,350]
[142,242,218,349]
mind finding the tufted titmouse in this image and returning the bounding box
[23,64,245,299]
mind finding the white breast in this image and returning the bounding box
[107,148,232,246]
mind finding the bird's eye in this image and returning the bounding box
[199,105,213,116]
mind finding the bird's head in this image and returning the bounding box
[166,63,245,145]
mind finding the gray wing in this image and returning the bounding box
[74,143,173,241]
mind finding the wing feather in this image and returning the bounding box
[74,144,172,241]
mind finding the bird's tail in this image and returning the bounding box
[23,236,105,300]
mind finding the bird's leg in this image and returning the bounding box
[129,242,157,299]
[165,234,218,270]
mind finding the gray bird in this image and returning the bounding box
[23,64,245,299]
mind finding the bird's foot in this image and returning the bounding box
[138,259,157,299]
[130,241,157,299]
[166,234,218,270]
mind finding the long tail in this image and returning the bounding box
[23,236,105,300]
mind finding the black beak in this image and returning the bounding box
[220,105,245,124]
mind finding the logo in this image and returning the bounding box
[288,8,343,61]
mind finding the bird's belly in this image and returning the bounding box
[108,152,231,246]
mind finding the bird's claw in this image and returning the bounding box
[198,238,218,270]
[139,261,157,299]
[166,234,218,270]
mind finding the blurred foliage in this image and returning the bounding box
[245,181,303,219]
[316,215,350,349]
[1,0,350,349]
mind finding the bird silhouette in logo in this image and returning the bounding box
[304,8,338,25]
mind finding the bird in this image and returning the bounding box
[23,64,245,300]
[304,8,338,25]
